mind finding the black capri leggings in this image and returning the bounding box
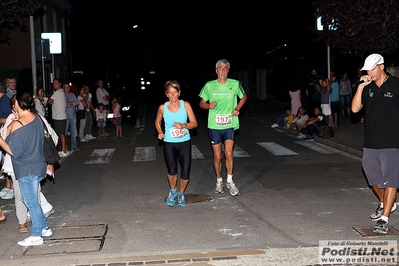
[163,140,192,180]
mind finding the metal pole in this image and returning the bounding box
[51,54,55,83]
[327,44,331,79]
[41,39,46,95]
[30,16,37,96]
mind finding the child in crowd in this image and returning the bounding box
[111,97,122,138]
[271,107,294,129]
[95,103,106,138]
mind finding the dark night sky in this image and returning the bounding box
[70,1,317,85]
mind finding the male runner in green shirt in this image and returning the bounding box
[199,59,247,196]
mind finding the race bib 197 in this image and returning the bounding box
[216,114,232,126]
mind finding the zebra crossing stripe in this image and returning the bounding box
[192,145,205,159]
[233,145,251,157]
[85,148,115,164]
[257,142,298,156]
[221,144,251,157]
[294,141,338,154]
[133,146,156,162]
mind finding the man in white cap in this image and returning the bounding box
[352,53,399,234]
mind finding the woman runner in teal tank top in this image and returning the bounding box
[155,80,198,207]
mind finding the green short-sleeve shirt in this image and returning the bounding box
[199,78,245,130]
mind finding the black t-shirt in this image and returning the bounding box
[362,75,399,148]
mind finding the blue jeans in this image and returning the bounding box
[276,113,288,125]
[18,175,48,237]
[307,124,319,137]
[66,117,78,148]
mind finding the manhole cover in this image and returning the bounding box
[23,224,108,256]
[164,193,214,204]
[353,226,399,237]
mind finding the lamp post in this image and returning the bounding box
[317,15,337,79]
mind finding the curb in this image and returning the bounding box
[314,137,363,159]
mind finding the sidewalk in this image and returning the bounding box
[248,99,365,158]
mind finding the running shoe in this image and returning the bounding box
[226,181,239,196]
[166,189,177,207]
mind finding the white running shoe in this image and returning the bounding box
[58,151,69,157]
[297,133,306,139]
[215,182,224,193]
[271,123,279,128]
[0,187,11,197]
[18,236,43,246]
[86,134,96,140]
[1,189,14,199]
[226,181,239,196]
[42,228,53,237]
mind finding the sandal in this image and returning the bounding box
[19,227,28,233]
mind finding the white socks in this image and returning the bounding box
[217,175,233,183]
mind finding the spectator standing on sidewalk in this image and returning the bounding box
[34,88,49,121]
[0,91,53,246]
[95,79,110,136]
[0,81,14,200]
[288,83,301,117]
[330,74,340,128]
[83,85,96,140]
[1,109,55,234]
[5,75,17,100]
[155,80,198,207]
[64,82,80,151]
[199,59,247,196]
[47,78,68,157]
[339,72,352,118]
[111,96,122,138]
[352,53,398,234]
[77,87,89,143]
[319,78,332,126]
[305,69,321,114]
[95,103,107,138]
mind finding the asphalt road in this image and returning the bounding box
[0,97,396,266]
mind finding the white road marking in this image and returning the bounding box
[257,142,298,156]
[192,145,205,159]
[133,146,156,161]
[233,145,251,157]
[294,141,339,154]
[221,144,251,157]
[85,148,115,164]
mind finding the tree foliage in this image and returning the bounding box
[0,0,45,44]
[312,0,399,57]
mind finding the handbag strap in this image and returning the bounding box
[38,115,50,135]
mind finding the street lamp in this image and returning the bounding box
[316,14,338,79]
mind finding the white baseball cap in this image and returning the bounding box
[361,53,384,71]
